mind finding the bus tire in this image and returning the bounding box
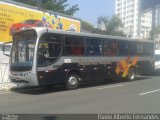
[126,67,136,81]
[66,74,79,90]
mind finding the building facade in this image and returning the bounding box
[115,0,152,39]
[156,7,160,26]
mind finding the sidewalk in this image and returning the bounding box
[0,82,18,92]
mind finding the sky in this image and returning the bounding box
[67,0,115,26]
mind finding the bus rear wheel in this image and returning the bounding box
[66,74,79,90]
[127,67,136,81]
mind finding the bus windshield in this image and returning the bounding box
[11,30,37,71]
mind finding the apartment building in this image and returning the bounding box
[156,8,160,26]
[115,0,152,39]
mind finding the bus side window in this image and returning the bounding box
[118,41,129,56]
[85,38,103,56]
[130,42,136,56]
[150,44,154,56]
[143,43,149,56]
[65,39,72,55]
[104,40,109,56]
[136,43,145,56]
[147,43,154,56]
[65,36,84,56]
[108,40,118,56]
[38,43,48,66]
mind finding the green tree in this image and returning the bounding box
[13,0,37,6]
[13,0,79,16]
[97,15,126,36]
[81,20,95,32]
[97,16,109,31]
[81,20,106,35]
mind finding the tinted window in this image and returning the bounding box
[103,39,109,56]
[150,43,154,56]
[86,38,103,56]
[107,40,118,56]
[136,43,144,55]
[130,42,153,56]
[130,42,137,55]
[65,36,84,56]
[118,41,129,56]
[143,43,150,55]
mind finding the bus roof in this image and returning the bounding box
[21,27,154,43]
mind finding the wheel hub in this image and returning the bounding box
[129,69,135,80]
[68,76,77,85]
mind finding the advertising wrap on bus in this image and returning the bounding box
[0,1,81,42]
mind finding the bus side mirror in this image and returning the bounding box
[2,42,12,57]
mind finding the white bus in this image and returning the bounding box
[6,28,155,90]
[155,50,160,71]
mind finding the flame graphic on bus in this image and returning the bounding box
[115,56,139,78]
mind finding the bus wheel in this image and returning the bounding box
[66,74,79,90]
[127,67,136,81]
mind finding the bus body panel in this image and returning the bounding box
[35,56,154,86]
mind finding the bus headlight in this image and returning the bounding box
[24,72,30,76]
[20,72,30,77]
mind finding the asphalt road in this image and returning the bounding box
[0,73,160,114]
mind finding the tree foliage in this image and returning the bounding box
[81,20,107,35]
[13,0,79,15]
[81,15,126,37]
[81,20,95,31]
[97,15,126,37]
[97,16,109,31]
[13,0,37,6]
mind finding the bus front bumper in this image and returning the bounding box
[9,72,32,87]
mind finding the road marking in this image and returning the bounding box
[139,89,160,96]
[97,84,124,90]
